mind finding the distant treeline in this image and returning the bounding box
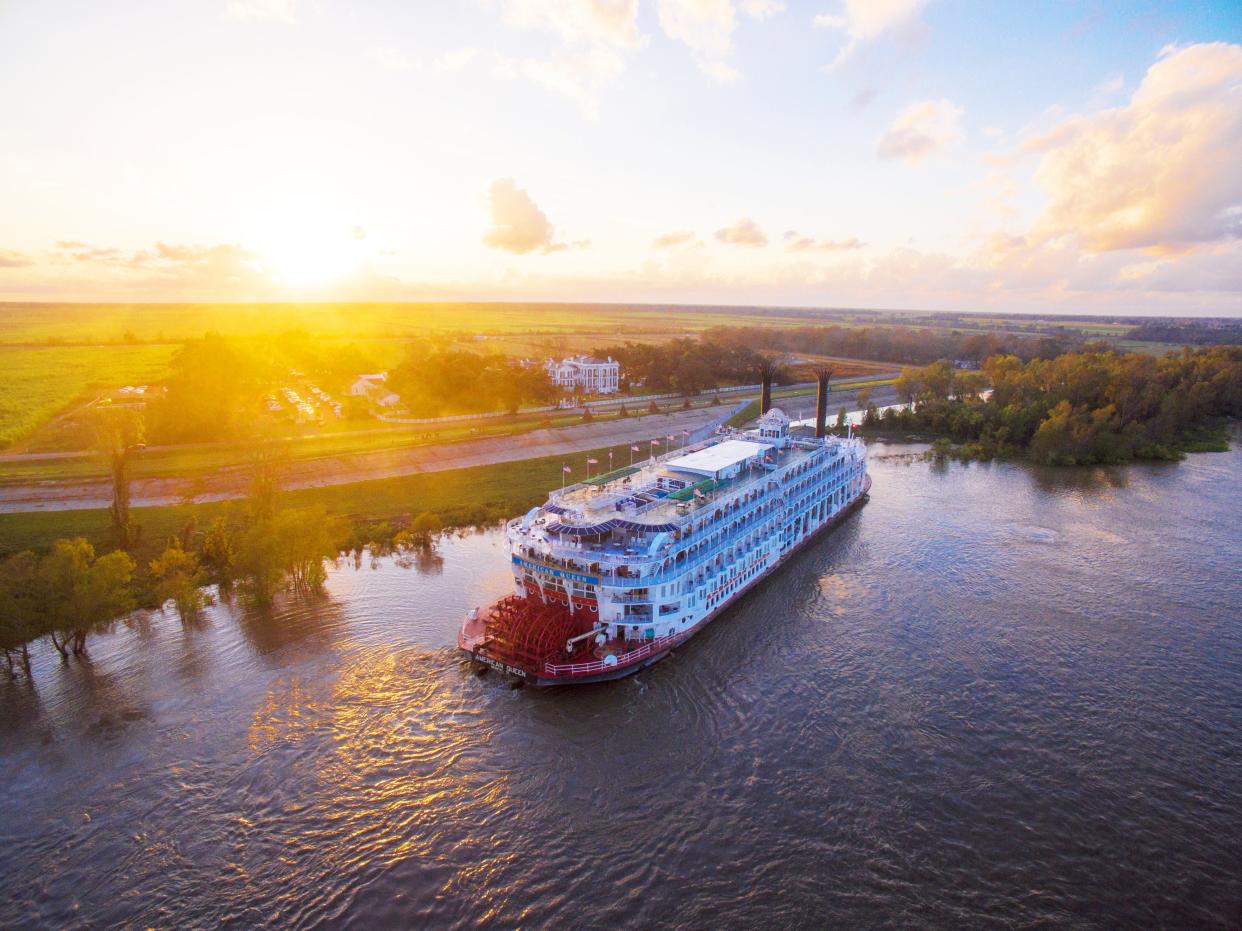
[387,345,557,417]
[593,338,785,394]
[1127,321,1242,347]
[701,324,1082,366]
[871,347,1242,464]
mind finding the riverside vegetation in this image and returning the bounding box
[0,438,446,677]
[864,347,1241,464]
[2,341,1239,676]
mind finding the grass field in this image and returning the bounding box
[0,440,626,566]
[0,301,832,344]
[0,344,176,448]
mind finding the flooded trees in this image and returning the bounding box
[0,552,40,676]
[898,347,1242,464]
[149,540,206,623]
[37,538,136,660]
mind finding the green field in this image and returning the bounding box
[0,440,624,565]
[0,344,176,447]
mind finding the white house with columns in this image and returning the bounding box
[545,355,621,394]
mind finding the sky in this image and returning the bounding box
[1,0,1241,315]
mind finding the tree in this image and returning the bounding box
[0,551,40,676]
[893,368,919,403]
[93,404,145,548]
[246,437,288,523]
[273,506,343,594]
[409,512,443,549]
[149,540,206,623]
[201,517,236,577]
[39,538,136,659]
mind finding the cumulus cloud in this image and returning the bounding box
[224,0,297,23]
[495,0,643,112]
[740,0,785,21]
[482,178,582,255]
[1025,42,1242,253]
[814,0,928,68]
[715,217,768,246]
[876,98,963,164]
[652,230,701,248]
[0,249,33,268]
[656,0,751,83]
[784,233,865,252]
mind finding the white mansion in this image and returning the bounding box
[545,355,621,394]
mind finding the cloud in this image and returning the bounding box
[715,217,768,246]
[850,87,876,111]
[876,98,963,164]
[814,0,928,68]
[656,0,749,82]
[434,47,479,73]
[0,249,33,268]
[785,234,865,252]
[495,0,643,112]
[224,0,297,23]
[368,47,412,71]
[740,0,785,20]
[1025,42,1242,253]
[652,230,701,248]
[483,178,581,255]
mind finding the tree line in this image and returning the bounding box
[387,344,558,417]
[701,324,1084,366]
[0,443,446,679]
[592,338,787,394]
[871,347,1241,464]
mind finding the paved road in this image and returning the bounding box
[0,384,895,513]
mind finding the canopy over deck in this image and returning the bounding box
[665,440,772,479]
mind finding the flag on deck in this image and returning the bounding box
[587,457,599,464]
[563,465,572,472]
[631,445,640,452]
[650,439,661,446]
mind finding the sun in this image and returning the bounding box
[248,196,366,287]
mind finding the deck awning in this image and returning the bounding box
[583,466,640,486]
[665,440,772,479]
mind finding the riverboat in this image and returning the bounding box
[458,407,870,685]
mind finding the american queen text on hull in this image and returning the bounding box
[458,407,871,685]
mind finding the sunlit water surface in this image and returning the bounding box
[2,439,1241,929]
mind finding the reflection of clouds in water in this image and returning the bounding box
[817,573,867,608]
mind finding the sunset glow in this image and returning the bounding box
[0,2,1240,314]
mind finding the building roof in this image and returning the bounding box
[665,440,772,478]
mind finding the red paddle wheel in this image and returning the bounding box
[479,594,595,674]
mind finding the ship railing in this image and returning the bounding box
[544,632,681,677]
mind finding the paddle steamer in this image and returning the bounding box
[458,406,870,685]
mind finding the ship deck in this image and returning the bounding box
[537,434,831,541]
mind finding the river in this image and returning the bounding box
[2,438,1240,929]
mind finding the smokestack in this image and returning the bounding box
[814,366,833,438]
[758,356,778,416]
